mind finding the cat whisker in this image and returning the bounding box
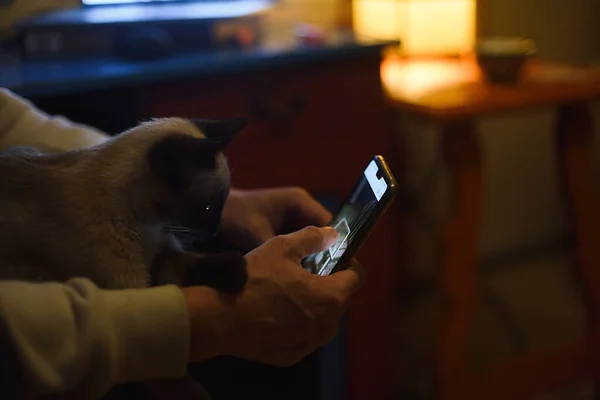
[165,225,196,233]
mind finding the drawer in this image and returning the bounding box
[138,56,383,125]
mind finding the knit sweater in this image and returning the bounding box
[0,89,190,399]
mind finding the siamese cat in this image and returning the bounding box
[0,117,249,399]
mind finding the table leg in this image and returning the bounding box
[438,120,484,399]
[556,102,600,381]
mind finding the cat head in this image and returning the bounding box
[110,117,246,238]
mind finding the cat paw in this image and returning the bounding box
[186,252,247,294]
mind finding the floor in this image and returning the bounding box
[395,249,593,399]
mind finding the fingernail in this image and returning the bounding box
[323,227,337,235]
[321,227,338,249]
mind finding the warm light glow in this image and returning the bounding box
[381,57,479,98]
[353,0,477,56]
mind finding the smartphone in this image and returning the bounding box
[301,155,397,276]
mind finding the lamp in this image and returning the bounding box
[352,0,477,57]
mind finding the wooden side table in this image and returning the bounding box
[382,56,600,399]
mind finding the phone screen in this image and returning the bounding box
[302,159,391,276]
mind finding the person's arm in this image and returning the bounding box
[0,278,190,399]
[0,89,109,152]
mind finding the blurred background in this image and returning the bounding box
[1,0,600,399]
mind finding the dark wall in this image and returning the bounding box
[30,87,140,135]
[481,0,600,64]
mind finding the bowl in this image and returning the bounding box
[475,37,536,84]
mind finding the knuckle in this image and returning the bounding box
[248,220,269,244]
[324,291,346,309]
[270,234,291,250]
[269,232,288,245]
[288,186,309,198]
[248,218,263,235]
[309,281,345,310]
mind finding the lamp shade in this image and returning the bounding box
[353,0,477,57]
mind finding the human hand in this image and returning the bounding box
[183,226,362,366]
[220,187,332,251]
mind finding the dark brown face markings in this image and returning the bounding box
[147,134,218,193]
[152,200,170,220]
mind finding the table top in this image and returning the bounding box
[0,34,394,98]
[382,55,600,120]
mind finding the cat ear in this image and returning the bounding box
[191,118,247,148]
[148,134,219,192]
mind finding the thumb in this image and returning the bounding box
[283,226,338,261]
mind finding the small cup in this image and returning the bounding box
[475,36,536,84]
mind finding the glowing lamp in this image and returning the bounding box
[352,0,477,57]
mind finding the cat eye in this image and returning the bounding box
[205,205,212,213]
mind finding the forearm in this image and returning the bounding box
[0,89,109,152]
[0,278,189,399]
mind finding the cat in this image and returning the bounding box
[0,117,249,399]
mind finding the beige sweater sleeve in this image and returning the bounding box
[0,278,190,399]
[0,90,189,396]
[0,88,109,151]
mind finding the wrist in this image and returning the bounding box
[181,286,231,362]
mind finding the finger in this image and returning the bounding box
[322,267,362,303]
[311,317,341,348]
[346,258,366,286]
[227,219,275,251]
[270,348,313,367]
[281,226,338,260]
[257,342,316,367]
[250,223,276,246]
[285,188,333,227]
